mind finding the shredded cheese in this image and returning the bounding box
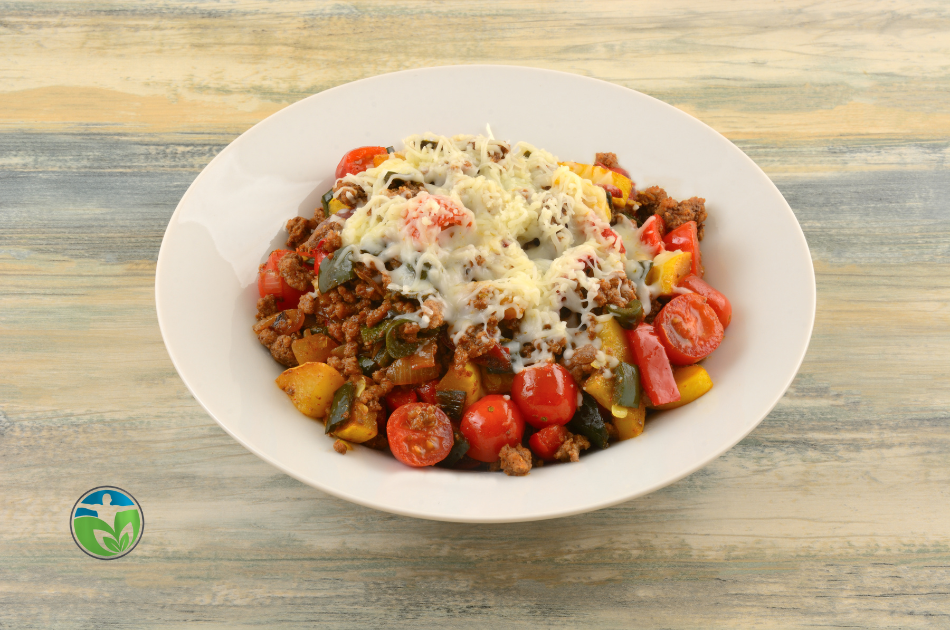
[339,133,647,369]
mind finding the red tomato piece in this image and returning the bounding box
[601,227,626,254]
[386,403,454,467]
[296,238,328,271]
[384,387,419,413]
[625,323,680,406]
[257,249,308,310]
[678,274,732,328]
[416,380,440,405]
[528,424,569,461]
[511,364,579,430]
[639,215,665,256]
[663,221,702,277]
[653,293,724,366]
[403,193,475,245]
[460,395,526,463]
[335,146,388,179]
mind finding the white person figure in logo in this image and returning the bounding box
[83,493,136,526]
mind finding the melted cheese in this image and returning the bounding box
[338,133,646,369]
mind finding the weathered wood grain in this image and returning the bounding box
[2,1,950,627]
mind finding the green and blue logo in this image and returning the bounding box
[70,487,144,560]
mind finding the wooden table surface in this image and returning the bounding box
[2,1,949,627]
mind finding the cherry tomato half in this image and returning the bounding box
[511,364,579,430]
[460,395,525,463]
[653,293,724,366]
[387,403,454,467]
[257,249,308,310]
[625,323,680,407]
[678,274,732,328]
[528,424,569,461]
[335,146,388,179]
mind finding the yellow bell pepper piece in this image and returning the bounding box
[652,365,713,410]
[438,361,486,410]
[613,401,646,440]
[328,198,347,215]
[582,373,642,440]
[596,316,634,364]
[275,362,345,419]
[559,162,633,207]
[646,250,692,297]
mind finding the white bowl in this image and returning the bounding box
[155,66,815,522]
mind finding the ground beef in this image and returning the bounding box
[562,344,598,384]
[256,294,279,320]
[453,326,496,371]
[595,152,620,170]
[645,295,671,324]
[333,180,367,207]
[277,252,315,291]
[365,300,392,328]
[497,444,532,476]
[594,274,636,308]
[298,293,317,314]
[268,334,298,367]
[656,196,708,240]
[333,439,348,455]
[382,181,425,199]
[422,299,444,328]
[285,216,315,249]
[300,218,343,256]
[554,432,590,462]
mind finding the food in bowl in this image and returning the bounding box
[252,134,731,475]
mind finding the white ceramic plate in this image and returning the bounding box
[155,65,815,522]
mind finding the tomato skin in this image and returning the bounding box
[416,380,440,405]
[653,293,724,366]
[257,249,308,309]
[387,403,454,467]
[384,387,419,413]
[335,146,388,179]
[460,395,526,462]
[528,424,569,461]
[625,323,680,406]
[663,221,702,277]
[678,274,731,328]
[639,215,666,256]
[511,364,579,430]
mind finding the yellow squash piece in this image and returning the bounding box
[438,361,486,409]
[275,362,345,418]
[291,334,339,365]
[332,401,378,443]
[596,316,634,364]
[560,162,634,208]
[646,250,692,297]
[651,365,713,410]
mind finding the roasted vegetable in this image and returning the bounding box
[325,381,355,434]
[471,343,513,374]
[646,250,692,297]
[481,370,514,395]
[596,316,634,364]
[606,300,644,329]
[613,401,646,440]
[332,401,378,443]
[275,362,345,419]
[560,161,634,207]
[437,361,485,410]
[291,333,339,365]
[567,392,609,449]
[320,189,334,215]
[318,246,356,293]
[436,426,470,468]
[435,389,466,420]
[651,365,713,410]
[613,362,641,408]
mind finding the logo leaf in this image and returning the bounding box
[93,527,119,555]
